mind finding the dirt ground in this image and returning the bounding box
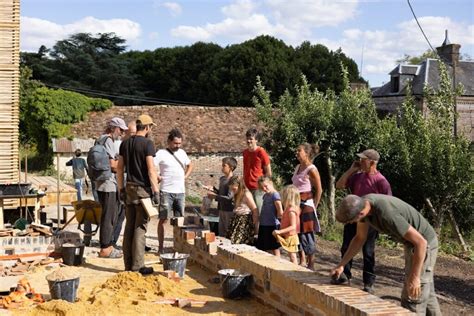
[2,207,473,315]
[314,239,474,315]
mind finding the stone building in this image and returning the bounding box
[372,32,474,142]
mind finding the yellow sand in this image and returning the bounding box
[10,255,276,316]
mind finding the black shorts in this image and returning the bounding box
[256,225,280,251]
[298,232,316,255]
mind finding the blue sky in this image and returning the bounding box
[21,0,474,87]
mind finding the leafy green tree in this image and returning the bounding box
[20,66,113,167]
[255,62,472,235]
[397,49,438,65]
[22,33,143,105]
[210,35,297,105]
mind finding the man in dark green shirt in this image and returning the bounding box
[331,194,441,315]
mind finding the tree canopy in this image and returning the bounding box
[254,62,472,233]
[21,33,365,106]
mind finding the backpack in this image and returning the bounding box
[87,136,112,181]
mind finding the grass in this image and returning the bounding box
[186,195,202,205]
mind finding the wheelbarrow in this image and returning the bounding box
[60,200,102,246]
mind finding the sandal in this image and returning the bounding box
[99,248,123,258]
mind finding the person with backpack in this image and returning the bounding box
[90,117,128,258]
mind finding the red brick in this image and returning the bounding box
[204,232,216,243]
[254,284,264,293]
[183,230,195,240]
[269,292,281,303]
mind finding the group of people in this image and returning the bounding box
[67,116,440,315]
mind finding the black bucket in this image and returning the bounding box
[48,277,80,302]
[218,269,251,299]
[61,244,85,266]
[160,253,190,278]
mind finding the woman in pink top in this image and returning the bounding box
[291,143,323,270]
[273,185,301,264]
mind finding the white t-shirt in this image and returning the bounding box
[154,148,190,193]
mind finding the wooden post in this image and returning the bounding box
[56,153,61,229]
[24,147,28,183]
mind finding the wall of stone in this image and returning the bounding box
[71,105,262,154]
[172,217,414,316]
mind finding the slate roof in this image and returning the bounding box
[372,59,474,97]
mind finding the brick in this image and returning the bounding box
[207,242,218,255]
[253,284,264,293]
[269,292,281,303]
[170,217,185,226]
[204,232,216,243]
[198,230,210,238]
[183,230,196,240]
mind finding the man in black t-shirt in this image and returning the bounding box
[117,114,159,275]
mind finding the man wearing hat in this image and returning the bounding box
[331,194,441,315]
[96,117,128,258]
[118,114,159,274]
[335,149,392,293]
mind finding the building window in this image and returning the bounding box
[390,76,399,93]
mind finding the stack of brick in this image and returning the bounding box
[172,216,414,316]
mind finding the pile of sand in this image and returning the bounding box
[26,272,195,316]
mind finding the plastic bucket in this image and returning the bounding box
[61,244,85,266]
[48,277,80,302]
[160,253,190,278]
[218,269,251,299]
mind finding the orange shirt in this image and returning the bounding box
[243,147,270,190]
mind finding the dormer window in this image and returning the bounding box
[390,76,399,93]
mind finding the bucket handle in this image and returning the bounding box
[220,273,231,288]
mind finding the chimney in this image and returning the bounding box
[436,30,461,66]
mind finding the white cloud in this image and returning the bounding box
[221,0,257,18]
[161,2,183,17]
[317,16,474,85]
[21,16,142,52]
[172,14,275,42]
[266,0,359,28]
[171,0,359,44]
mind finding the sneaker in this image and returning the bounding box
[363,284,375,294]
[331,274,349,285]
[138,267,154,275]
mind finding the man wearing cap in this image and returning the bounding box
[96,117,128,258]
[118,114,159,275]
[331,194,441,315]
[335,149,392,293]
[154,128,193,254]
[112,120,137,249]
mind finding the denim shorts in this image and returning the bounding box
[158,191,185,219]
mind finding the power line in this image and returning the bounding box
[407,0,437,54]
[43,83,225,107]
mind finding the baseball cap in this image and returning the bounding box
[336,195,366,224]
[108,117,128,130]
[356,149,380,162]
[137,114,157,126]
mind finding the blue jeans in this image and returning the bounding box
[74,178,84,201]
[158,191,184,219]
